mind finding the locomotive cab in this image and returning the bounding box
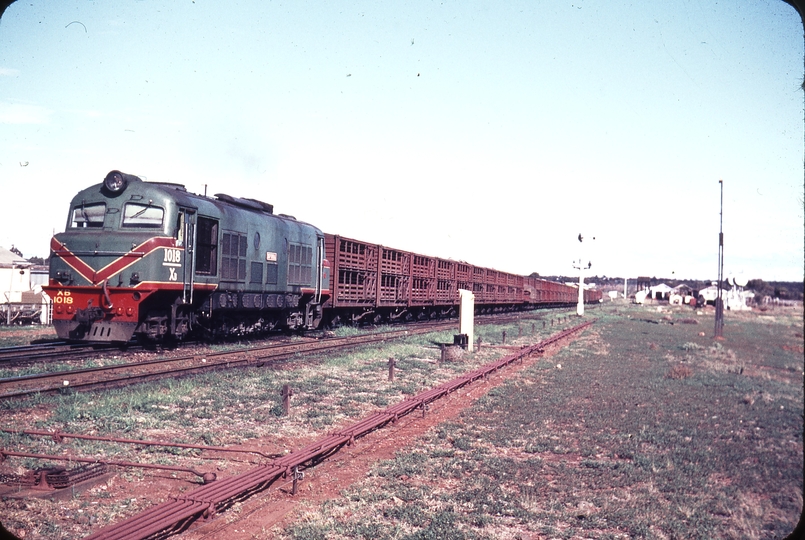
[44,172,196,341]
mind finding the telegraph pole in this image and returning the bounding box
[714,180,724,338]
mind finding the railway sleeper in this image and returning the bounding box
[1,462,109,494]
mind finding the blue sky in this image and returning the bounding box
[1,0,802,282]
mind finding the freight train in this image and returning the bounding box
[43,170,600,342]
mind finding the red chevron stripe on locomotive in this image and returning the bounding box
[50,236,178,285]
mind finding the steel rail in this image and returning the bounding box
[1,429,281,460]
[0,341,126,366]
[0,341,69,355]
[0,311,566,373]
[0,450,216,483]
[0,319,472,399]
[0,310,566,368]
[84,320,595,540]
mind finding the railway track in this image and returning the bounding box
[0,320,462,399]
[0,310,580,399]
[80,319,595,540]
[0,306,581,366]
[0,341,137,367]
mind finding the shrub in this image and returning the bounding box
[666,364,693,379]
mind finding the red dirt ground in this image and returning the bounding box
[152,340,569,540]
[0,332,572,540]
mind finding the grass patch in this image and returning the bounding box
[3,316,562,539]
[274,304,803,540]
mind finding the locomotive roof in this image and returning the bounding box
[70,171,321,232]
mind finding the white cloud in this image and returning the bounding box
[0,101,51,124]
[0,68,20,76]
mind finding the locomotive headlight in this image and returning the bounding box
[103,170,128,193]
[103,170,142,195]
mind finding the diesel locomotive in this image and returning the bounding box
[44,170,600,343]
[44,171,329,342]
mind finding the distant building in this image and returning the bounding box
[30,265,50,290]
[0,246,50,324]
[636,276,651,291]
[670,284,695,305]
[0,246,32,304]
[671,284,694,297]
[698,285,719,305]
[649,283,673,300]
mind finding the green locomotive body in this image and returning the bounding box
[44,171,330,342]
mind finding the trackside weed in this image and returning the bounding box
[273,304,802,540]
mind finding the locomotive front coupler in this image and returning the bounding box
[75,306,104,324]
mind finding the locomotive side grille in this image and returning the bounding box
[250,262,263,284]
[288,243,313,285]
[222,232,248,282]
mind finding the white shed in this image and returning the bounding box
[0,246,32,304]
[649,283,673,300]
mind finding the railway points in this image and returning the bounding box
[49,321,596,540]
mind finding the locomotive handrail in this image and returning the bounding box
[101,279,114,310]
[53,250,146,257]
[315,236,324,304]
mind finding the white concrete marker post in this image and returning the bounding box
[577,268,585,316]
[459,289,475,352]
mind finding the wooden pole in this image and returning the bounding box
[281,384,293,415]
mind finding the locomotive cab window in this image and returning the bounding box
[122,203,164,228]
[70,203,106,228]
[195,217,219,276]
[175,213,185,247]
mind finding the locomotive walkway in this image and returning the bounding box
[83,320,595,540]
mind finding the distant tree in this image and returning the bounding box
[748,279,773,299]
[745,280,803,301]
[746,279,762,289]
[27,256,47,265]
